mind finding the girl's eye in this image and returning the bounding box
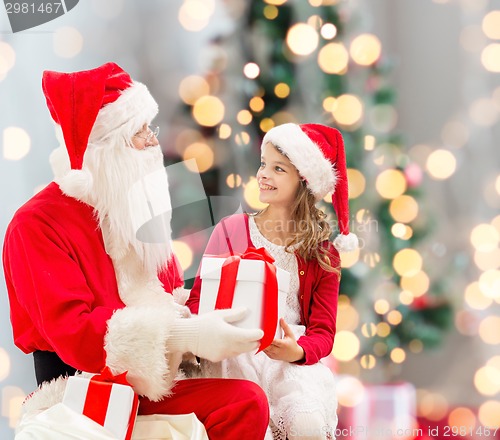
[260,161,265,168]
[275,166,284,172]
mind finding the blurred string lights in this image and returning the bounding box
[172,0,500,428]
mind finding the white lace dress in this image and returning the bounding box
[215,216,338,439]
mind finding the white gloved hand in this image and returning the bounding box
[169,307,264,362]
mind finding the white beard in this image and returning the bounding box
[83,142,173,276]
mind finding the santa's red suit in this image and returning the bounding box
[2,62,269,439]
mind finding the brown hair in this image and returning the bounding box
[285,181,340,274]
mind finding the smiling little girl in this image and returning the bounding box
[187,123,358,440]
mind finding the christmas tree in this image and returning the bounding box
[172,0,453,376]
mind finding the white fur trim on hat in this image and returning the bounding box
[56,168,94,201]
[333,232,359,253]
[263,123,337,200]
[90,81,159,143]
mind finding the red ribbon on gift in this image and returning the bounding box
[212,247,278,352]
[83,366,139,440]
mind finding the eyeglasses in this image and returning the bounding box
[134,125,160,143]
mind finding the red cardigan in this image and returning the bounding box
[186,213,340,365]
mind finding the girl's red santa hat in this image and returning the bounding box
[263,123,359,253]
[42,62,158,200]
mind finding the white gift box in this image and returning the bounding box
[198,256,290,339]
[338,378,417,439]
[62,375,138,440]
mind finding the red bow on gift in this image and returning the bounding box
[212,247,279,352]
[84,367,138,440]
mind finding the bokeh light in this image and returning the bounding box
[1,386,25,429]
[360,354,377,369]
[474,365,500,396]
[286,23,319,56]
[178,0,214,32]
[481,44,500,72]
[409,339,424,353]
[474,248,500,271]
[322,97,336,112]
[274,83,290,98]
[321,23,337,39]
[53,27,83,58]
[0,348,10,381]
[331,94,364,127]
[339,247,360,268]
[387,310,403,325]
[3,127,31,160]
[390,347,406,364]
[260,118,275,132]
[364,135,376,151]
[401,271,430,297]
[237,110,253,125]
[478,401,500,428]
[470,224,500,252]
[179,75,210,105]
[243,62,260,79]
[361,322,377,338]
[374,299,390,315]
[264,0,287,5]
[347,168,365,199]
[182,142,214,172]
[244,177,267,210]
[478,316,500,344]
[375,169,407,199]
[332,331,360,361]
[482,10,500,39]
[389,195,419,223]
[469,98,498,126]
[376,323,393,339]
[464,282,492,310]
[336,376,365,407]
[336,300,359,331]
[171,240,193,271]
[448,408,476,430]
[218,123,232,140]
[250,96,265,113]
[192,96,225,127]
[234,131,251,146]
[226,173,242,188]
[393,249,423,277]
[392,223,413,240]
[318,43,349,74]
[350,33,381,66]
[478,270,500,299]
[418,392,449,421]
[263,5,279,20]
[426,149,457,180]
[460,24,486,53]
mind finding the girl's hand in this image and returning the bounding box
[263,318,305,362]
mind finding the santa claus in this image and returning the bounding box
[2,62,269,439]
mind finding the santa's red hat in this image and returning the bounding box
[262,123,358,252]
[42,62,158,200]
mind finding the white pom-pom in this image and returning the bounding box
[333,232,359,253]
[56,168,93,201]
